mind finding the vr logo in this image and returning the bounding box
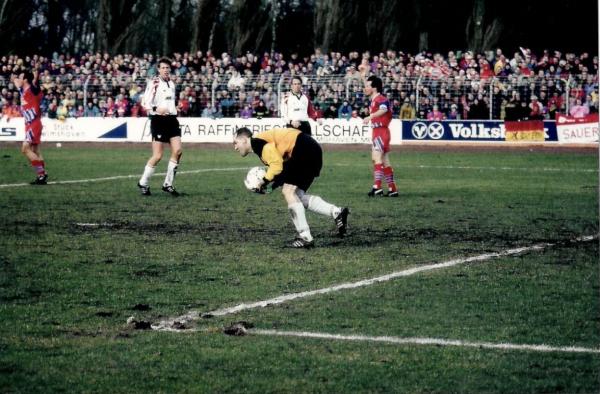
[411,122,428,139]
[411,122,445,140]
[0,127,16,137]
[428,122,444,139]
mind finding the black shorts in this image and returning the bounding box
[273,133,322,192]
[287,121,312,136]
[150,115,181,143]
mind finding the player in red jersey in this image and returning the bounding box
[363,75,398,197]
[13,69,47,185]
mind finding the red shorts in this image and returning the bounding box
[372,127,391,153]
[25,121,43,145]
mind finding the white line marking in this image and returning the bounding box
[75,222,115,227]
[0,167,251,188]
[250,329,600,354]
[151,234,598,331]
[1,163,595,189]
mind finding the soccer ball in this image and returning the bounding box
[244,166,266,191]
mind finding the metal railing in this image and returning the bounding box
[3,72,596,120]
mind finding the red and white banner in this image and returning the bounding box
[555,113,599,143]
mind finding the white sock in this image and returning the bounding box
[307,195,340,218]
[163,159,178,187]
[288,202,313,241]
[296,189,310,208]
[139,165,155,186]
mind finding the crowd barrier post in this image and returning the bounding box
[277,75,284,115]
[415,76,422,114]
[345,77,351,101]
[211,78,217,109]
[565,76,572,114]
[489,77,494,120]
[83,75,91,108]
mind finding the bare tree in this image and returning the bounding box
[413,0,427,51]
[95,0,110,52]
[0,0,9,25]
[224,0,271,56]
[159,0,172,55]
[171,0,193,53]
[0,0,37,53]
[96,0,158,54]
[270,0,279,54]
[314,0,358,52]
[0,0,594,58]
[315,0,407,53]
[466,0,503,52]
[191,0,220,53]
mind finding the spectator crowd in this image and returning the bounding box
[1,48,598,122]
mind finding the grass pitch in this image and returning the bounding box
[0,142,598,393]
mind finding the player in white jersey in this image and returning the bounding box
[137,57,182,196]
[280,76,319,136]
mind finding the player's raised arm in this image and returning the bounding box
[30,69,41,94]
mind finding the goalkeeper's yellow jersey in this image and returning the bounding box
[251,128,301,181]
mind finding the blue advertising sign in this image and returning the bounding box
[402,120,558,142]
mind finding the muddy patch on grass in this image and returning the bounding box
[223,321,254,336]
[132,266,167,278]
[132,303,151,311]
[95,311,114,317]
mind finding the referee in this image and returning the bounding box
[137,57,182,196]
[280,76,319,136]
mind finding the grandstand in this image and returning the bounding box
[1,49,597,121]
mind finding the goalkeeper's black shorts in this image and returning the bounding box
[273,133,322,192]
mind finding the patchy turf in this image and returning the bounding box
[0,143,598,393]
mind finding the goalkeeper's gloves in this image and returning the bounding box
[253,177,271,194]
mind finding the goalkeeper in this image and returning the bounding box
[233,127,349,248]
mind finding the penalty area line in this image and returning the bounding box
[250,329,600,355]
[151,234,598,332]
